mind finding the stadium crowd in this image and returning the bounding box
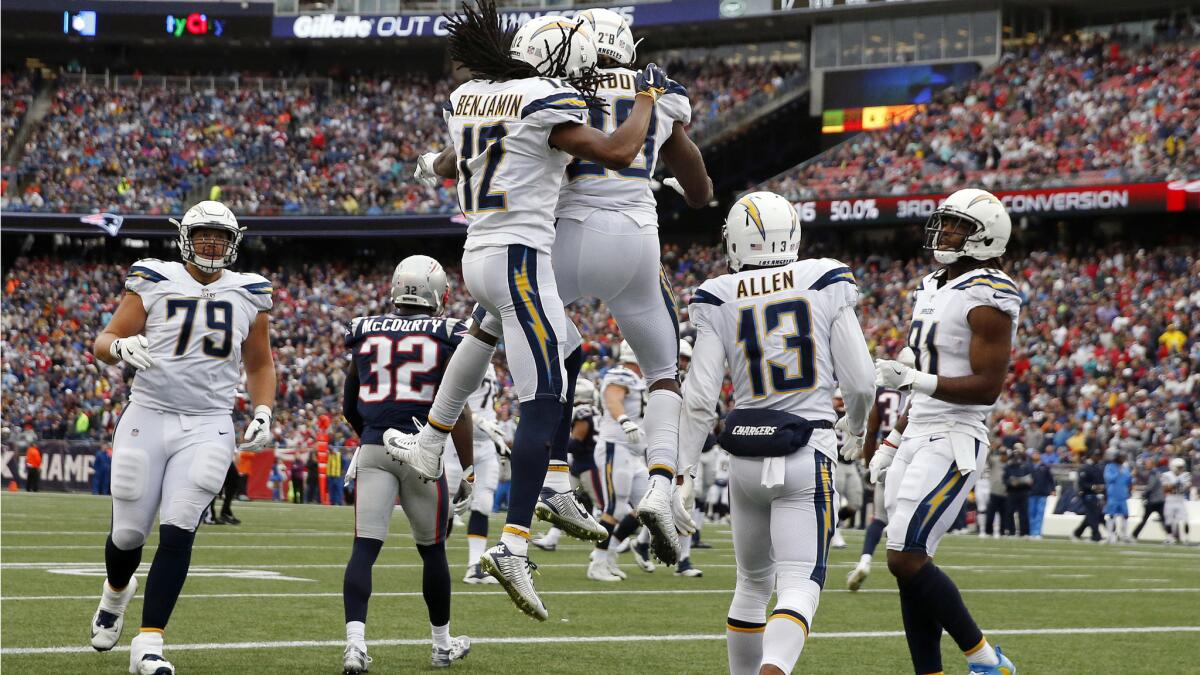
[766,32,1200,201]
[3,242,1198,489]
[1,58,804,217]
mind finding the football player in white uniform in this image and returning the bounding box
[533,377,602,552]
[388,1,670,620]
[1163,457,1192,545]
[88,201,276,675]
[461,363,508,584]
[552,7,712,567]
[870,188,1020,675]
[679,192,875,675]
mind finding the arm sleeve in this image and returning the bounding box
[240,274,274,313]
[125,260,169,312]
[342,361,363,437]
[959,276,1023,323]
[679,326,725,474]
[521,86,590,128]
[658,83,692,126]
[829,305,874,435]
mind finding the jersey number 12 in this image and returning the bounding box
[458,123,508,214]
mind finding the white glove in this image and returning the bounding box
[617,415,642,445]
[239,405,273,452]
[835,415,866,462]
[477,418,510,459]
[673,474,697,536]
[874,358,937,395]
[662,177,686,197]
[344,450,359,482]
[869,429,901,484]
[109,335,154,370]
[414,151,441,188]
[452,467,475,517]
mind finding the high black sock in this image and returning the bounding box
[343,537,383,623]
[468,510,489,538]
[140,525,196,630]
[104,535,143,590]
[906,561,983,653]
[416,542,451,627]
[595,520,616,550]
[550,347,583,464]
[507,398,561,529]
[898,576,944,674]
[613,514,640,543]
[862,519,887,557]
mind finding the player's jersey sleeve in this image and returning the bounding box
[657,79,692,126]
[344,317,366,351]
[603,367,640,393]
[520,79,589,129]
[236,272,274,313]
[952,270,1022,323]
[808,258,859,309]
[124,259,173,312]
[687,278,728,333]
[443,318,469,349]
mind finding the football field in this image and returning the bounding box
[3,492,1198,674]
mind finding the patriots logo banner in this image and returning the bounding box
[80,213,125,237]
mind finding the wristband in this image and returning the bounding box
[881,429,902,449]
[253,405,273,419]
[911,371,938,397]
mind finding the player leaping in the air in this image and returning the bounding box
[678,192,876,675]
[870,188,1021,675]
[339,256,475,672]
[389,0,671,621]
[88,201,276,675]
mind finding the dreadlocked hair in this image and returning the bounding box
[446,0,537,82]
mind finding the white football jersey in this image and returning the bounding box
[597,365,646,446]
[1163,471,1192,503]
[468,363,500,424]
[124,259,272,415]
[555,67,691,227]
[444,77,589,254]
[688,258,858,424]
[904,267,1022,441]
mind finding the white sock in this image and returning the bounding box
[678,529,692,561]
[606,541,621,565]
[431,623,450,650]
[647,474,671,493]
[965,638,1000,666]
[643,389,682,475]
[131,630,163,653]
[637,526,651,545]
[542,527,562,545]
[427,334,495,430]
[762,611,808,674]
[1118,515,1129,539]
[726,624,765,675]
[859,553,872,567]
[346,621,365,645]
[468,534,487,567]
[500,527,529,556]
[544,460,571,492]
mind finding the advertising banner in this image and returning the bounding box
[3,441,104,493]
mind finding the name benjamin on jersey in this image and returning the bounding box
[736,269,795,299]
[453,93,523,118]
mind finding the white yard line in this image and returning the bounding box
[5,626,1199,656]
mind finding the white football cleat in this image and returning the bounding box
[479,543,548,621]
[91,576,138,651]
[534,488,608,542]
[847,561,870,592]
[830,530,848,549]
[674,557,703,577]
[431,636,471,668]
[587,557,622,582]
[343,641,371,674]
[636,483,680,566]
[129,632,174,675]
[383,427,443,480]
[462,563,499,585]
[531,535,558,552]
[606,557,628,580]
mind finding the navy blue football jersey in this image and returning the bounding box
[345,313,467,444]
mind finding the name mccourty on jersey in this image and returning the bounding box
[453,93,523,118]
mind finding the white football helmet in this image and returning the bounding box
[722,191,801,272]
[1170,457,1186,472]
[574,377,596,406]
[618,339,638,367]
[391,255,449,315]
[678,338,693,361]
[925,188,1011,264]
[170,200,245,273]
[578,8,638,66]
[510,15,597,79]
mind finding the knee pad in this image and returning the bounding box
[472,486,496,514]
[775,563,822,621]
[110,448,149,501]
[729,572,773,622]
[189,445,233,496]
[110,527,147,551]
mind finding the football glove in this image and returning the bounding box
[414,151,441,188]
[344,449,359,482]
[868,429,901,484]
[673,474,697,536]
[635,63,669,102]
[662,177,686,197]
[617,415,642,445]
[452,468,475,517]
[477,418,511,459]
[835,415,866,462]
[109,335,154,370]
[874,358,937,396]
[239,405,273,452]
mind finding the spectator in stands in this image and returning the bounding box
[1004,446,1035,537]
[1028,451,1055,539]
[24,443,41,492]
[1073,451,1107,542]
[1132,458,1167,541]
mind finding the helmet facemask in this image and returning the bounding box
[177,224,242,273]
[925,210,986,264]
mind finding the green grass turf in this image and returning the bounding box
[2,492,1198,674]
